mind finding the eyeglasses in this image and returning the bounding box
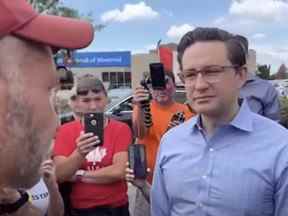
[180,65,241,84]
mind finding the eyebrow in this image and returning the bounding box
[183,65,223,71]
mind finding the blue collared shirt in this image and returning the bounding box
[240,74,280,121]
[151,101,288,216]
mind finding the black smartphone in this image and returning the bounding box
[128,144,147,179]
[171,112,185,123]
[149,63,166,90]
[84,112,104,146]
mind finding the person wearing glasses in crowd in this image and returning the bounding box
[53,75,132,216]
[151,27,288,216]
[132,71,194,216]
[235,35,280,122]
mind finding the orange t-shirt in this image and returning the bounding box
[133,101,194,183]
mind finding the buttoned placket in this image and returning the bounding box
[196,126,216,213]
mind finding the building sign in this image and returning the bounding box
[56,51,131,68]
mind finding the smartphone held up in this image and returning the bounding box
[83,112,104,147]
[128,144,148,179]
[149,62,166,90]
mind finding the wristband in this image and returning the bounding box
[0,189,29,215]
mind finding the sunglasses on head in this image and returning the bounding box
[76,88,102,96]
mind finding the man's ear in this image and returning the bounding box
[237,66,248,89]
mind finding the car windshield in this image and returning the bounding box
[106,88,132,111]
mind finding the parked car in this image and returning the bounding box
[106,88,132,111]
[59,112,75,125]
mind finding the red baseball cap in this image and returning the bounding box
[0,0,94,49]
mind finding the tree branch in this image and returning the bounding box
[41,0,59,14]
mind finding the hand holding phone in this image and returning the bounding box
[83,112,104,146]
[76,132,100,157]
[128,144,147,179]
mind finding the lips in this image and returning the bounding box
[193,96,215,101]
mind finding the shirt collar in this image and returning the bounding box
[191,99,254,133]
[230,99,253,132]
[246,73,257,83]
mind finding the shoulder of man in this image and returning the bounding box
[108,118,131,131]
[58,120,81,130]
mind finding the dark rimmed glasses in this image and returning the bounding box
[180,65,242,84]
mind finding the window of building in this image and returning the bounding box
[102,71,131,89]
[102,72,109,82]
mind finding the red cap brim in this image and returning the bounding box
[14,14,94,50]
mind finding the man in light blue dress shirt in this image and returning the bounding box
[151,27,288,216]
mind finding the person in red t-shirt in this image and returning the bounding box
[53,75,132,216]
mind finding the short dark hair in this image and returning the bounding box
[177,27,246,70]
[234,34,248,55]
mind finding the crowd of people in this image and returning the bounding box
[0,1,287,216]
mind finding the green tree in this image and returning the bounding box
[256,64,271,80]
[27,0,106,31]
[28,0,82,17]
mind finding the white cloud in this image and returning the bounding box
[166,24,195,40]
[229,0,288,22]
[251,44,288,72]
[208,1,288,71]
[256,45,288,61]
[252,33,266,39]
[100,2,159,23]
[211,16,258,36]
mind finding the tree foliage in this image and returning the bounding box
[27,0,106,31]
[28,0,81,17]
[256,64,271,80]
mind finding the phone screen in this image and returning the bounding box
[149,63,166,90]
[128,144,147,179]
[84,112,104,146]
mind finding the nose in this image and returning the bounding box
[88,100,98,111]
[194,73,209,91]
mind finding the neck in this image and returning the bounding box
[201,100,240,137]
[104,116,109,127]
